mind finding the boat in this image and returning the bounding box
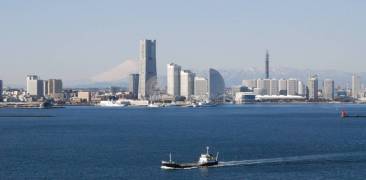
[341,111,349,118]
[148,103,161,108]
[99,101,127,107]
[39,101,53,109]
[161,147,219,169]
[127,100,149,106]
[197,101,216,107]
[341,111,366,118]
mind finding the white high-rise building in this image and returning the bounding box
[323,79,335,100]
[308,75,318,100]
[287,79,299,96]
[138,39,157,100]
[278,79,287,95]
[208,68,225,103]
[180,70,195,99]
[257,79,271,95]
[0,80,3,102]
[26,75,43,97]
[270,79,279,96]
[242,79,257,90]
[167,63,181,97]
[352,74,361,99]
[298,81,305,96]
[194,76,208,99]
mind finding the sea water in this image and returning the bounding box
[1,104,366,179]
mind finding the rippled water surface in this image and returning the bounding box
[1,104,366,179]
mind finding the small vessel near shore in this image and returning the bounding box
[161,147,219,169]
[341,111,366,118]
[99,100,128,107]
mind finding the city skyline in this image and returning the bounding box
[1,1,366,86]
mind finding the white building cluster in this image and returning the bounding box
[124,39,226,103]
[26,75,63,100]
[242,78,305,97]
[238,75,338,102]
[166,63,225,102]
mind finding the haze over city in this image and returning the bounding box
[1,0,365,87]
[2,1,366,179]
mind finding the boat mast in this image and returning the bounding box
[169,153,172,162]
[216,152,219,161]
[206,146,209,155]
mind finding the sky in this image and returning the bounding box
[0,0,365,86]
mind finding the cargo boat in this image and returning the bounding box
[161,147,219,169]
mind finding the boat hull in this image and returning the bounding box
[161,161,218,169]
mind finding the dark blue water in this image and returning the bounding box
[1,104,366,179]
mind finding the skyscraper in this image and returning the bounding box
[270,79,279,96]
[307,75,318,100]
[194,76,208,99]
[257,79,271,95]
[208,68,225,103]
[265,50,269,79]
[129,74,139,99]
[279,79,287,95]
[138,39,157,100]
[298,81,305,97]
[47,79,63,98]
[180,70,195,99]
[26,75,43,97]
[167,63,181,97]
[43,80,48,97]
[0,80,3,102]
[352,74,361,99]
[287,79,299,96]
[323,79,335,100]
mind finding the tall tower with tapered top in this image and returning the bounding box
[265,50,269,79]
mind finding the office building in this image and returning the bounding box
[138,39,157,99]
[78,91,91,102]
[279,79,287,95]
[323,79,335,100]
[194,76,208,98]
[298,81,305,96]
[242,79,257,90]
[26,75,43,97]
[43,80,48,97]
[257,79,271,95]
[232,85,249,98]
[180,70,195,99]
[307,75,318,100]
[47,79,63,98]
[129,74,139,99]
[0,80,2,102]
[352,74,361,99]
[287,79,299,96]
[253,88,265,95]
[208,68,225,102]
[270,79,279,96]
[167,63,181,96]
[235,92,256,104]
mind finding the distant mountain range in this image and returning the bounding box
[72,60,364,88]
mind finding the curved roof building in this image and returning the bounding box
[208,68,225,103]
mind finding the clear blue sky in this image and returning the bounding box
[0,0,365,86]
